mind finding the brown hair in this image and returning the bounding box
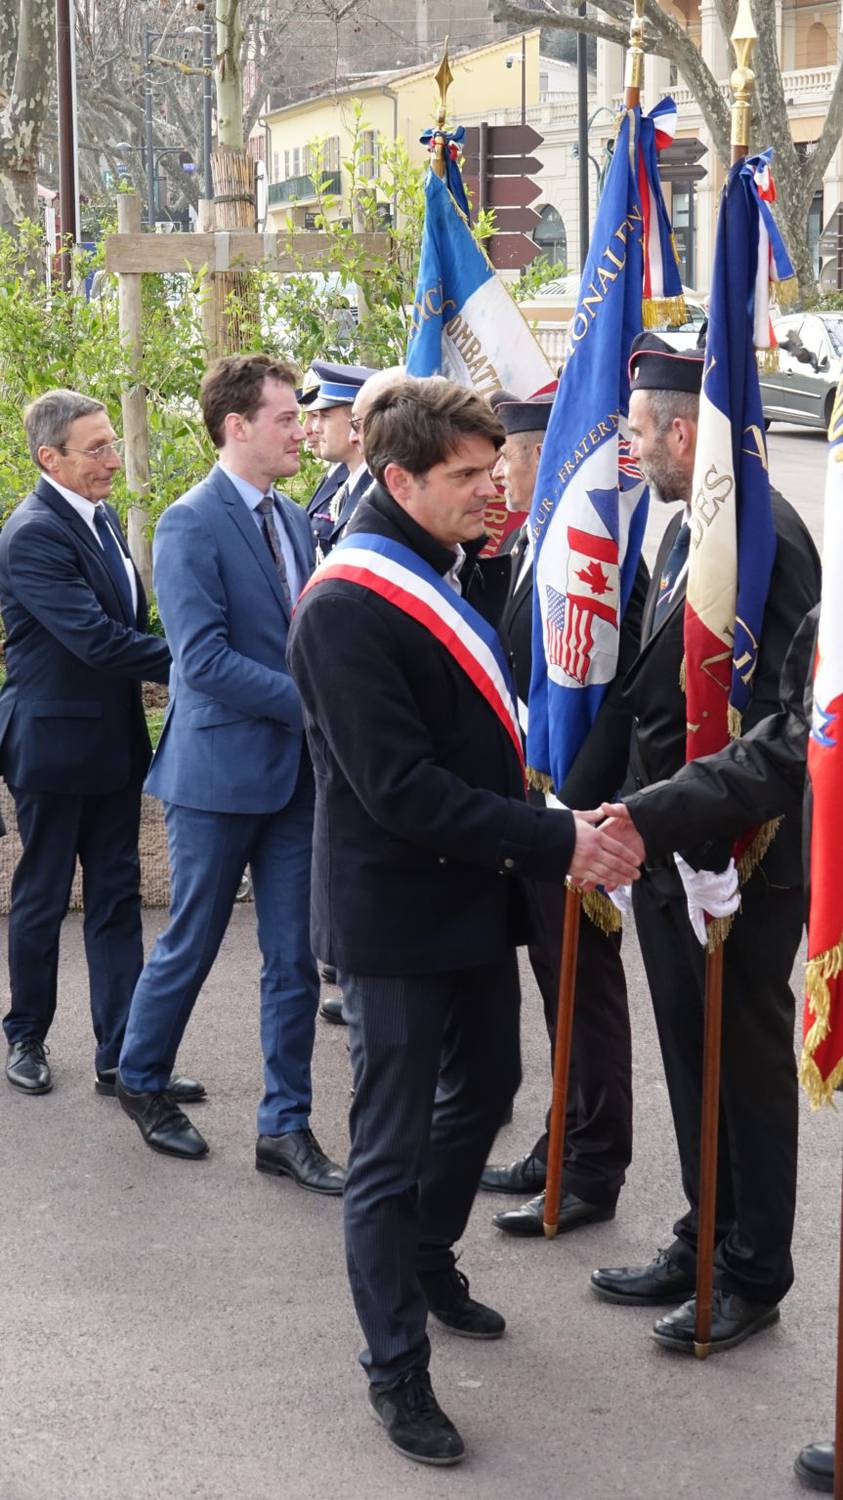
[362,375,505,485]
[200,354,299,448]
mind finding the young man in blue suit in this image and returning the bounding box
[0,389,201,1104]
[117,355,343,1195]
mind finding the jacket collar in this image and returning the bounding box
[349,482,485,580]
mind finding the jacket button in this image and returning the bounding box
[503,857,515,870]
[437,855,447,865]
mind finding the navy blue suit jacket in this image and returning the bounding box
[0,476,170,796]
[146,464,314,814]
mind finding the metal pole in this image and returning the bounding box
[521,31,526,127]
[55,0,78,287]
[202,14,214,200]
[577,2,589,270]
[144,27,156,229]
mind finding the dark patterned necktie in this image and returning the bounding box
[256,494,292,611]
[653,522,690,629]
[93,504,135,622]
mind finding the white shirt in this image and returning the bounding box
[48,477,138,618]
[218,462,303,601]
[443,543,466,595]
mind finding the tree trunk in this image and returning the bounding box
[0,0,55,242]
[212,0,255,350]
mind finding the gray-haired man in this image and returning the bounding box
[0,389,202,1102]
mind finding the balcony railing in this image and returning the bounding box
[267,169,341,206]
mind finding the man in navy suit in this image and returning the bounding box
[116,355,343,1194]
[0,389,201,1104]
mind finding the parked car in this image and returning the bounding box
[759,311,843,431]
[524,279,706,368]
[658,293,708,351]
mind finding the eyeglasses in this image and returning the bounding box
[59,438,125,460]
[349,416,362,433]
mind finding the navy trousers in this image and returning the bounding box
[119,763,318,1135]
[4,781,144,1071]
[342,955,521,1388]
[633,868,801,1306]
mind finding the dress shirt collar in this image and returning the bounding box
[44,476,100,524]
[218,461,269,512]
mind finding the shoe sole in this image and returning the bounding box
[590,1280,694,1307]
[142,1134,209,1160]
[495,1206,616,1238]
[651,1305,780,1354]
[428,1311,505,1340]
[369,1405,465,1465]
[6,1075,52,1095]
[318,1009,347,1026]
[480,1181,546,1195]
[95,1079,207,1102]
[793,1455,833,1492]
[254,1158,344,1195]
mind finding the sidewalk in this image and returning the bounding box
[0,908,836,1500]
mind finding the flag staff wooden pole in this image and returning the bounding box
[542,0,645,1241]
[692,0,757,1359]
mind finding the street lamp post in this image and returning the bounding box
[202,14,213,200]
[143,28,156,228]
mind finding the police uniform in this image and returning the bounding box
[302,361,376,558]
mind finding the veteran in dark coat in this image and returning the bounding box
[589,334,821,1356]
[287,374,641,1468]
[479,394,648,1238]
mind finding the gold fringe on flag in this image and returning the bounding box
[582,888,622,934]
[704,816,781,951]
[642,294,687,330]
[756,347,779,373]
[774,274,799,308]
[799,936,843,1108]
[527,766,554,795]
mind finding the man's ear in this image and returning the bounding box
[384,461,413,503]
[37,445,58,473]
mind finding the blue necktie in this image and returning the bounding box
[93,504,135,623]
[653,522,690,629]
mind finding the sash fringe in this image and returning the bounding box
[582,888,622,935]
[527,767,554,795]
[799,936,843,1108]
[756,347,779,373]
[775,274,799,307]
[705,817,781,951]
[642,293,687,329]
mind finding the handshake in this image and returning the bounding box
[568,803,646,891]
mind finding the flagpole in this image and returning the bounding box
[541,0,645,1242]
[431,40,453,183]
[692,0,757,1361]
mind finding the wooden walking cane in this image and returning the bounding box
[542,0,646,1241]
[692,0,757,1360]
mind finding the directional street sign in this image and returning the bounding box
[462,155,543,177]
[461,124,543,156]
[486,176,542,209]
[459,121,545,272]
[487,234,541,270]
[490,206,542,233]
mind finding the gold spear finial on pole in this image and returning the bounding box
[431,38,454,180]
[624,0,645,99]
[730,0,757,158]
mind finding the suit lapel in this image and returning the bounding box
[622,514,687,693]
[215,466,291,621]
[35,477,135,624]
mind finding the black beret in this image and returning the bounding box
[496,398,554,436]
[489,388,517,411]
[628,332,704,395]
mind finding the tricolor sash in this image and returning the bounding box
[301,532,525,778]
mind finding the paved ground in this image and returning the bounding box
[0,427,835,1500]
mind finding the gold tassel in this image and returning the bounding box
[727,704,743,740]
[775,275,799,307]
[706,909,739,952]
[582,888,622,934]
[642,294,687,330]
[799,937,843,1107]
[756,347,779,373]
[679,655,686,695]
[736,817,781,883]
[527,767,554,795]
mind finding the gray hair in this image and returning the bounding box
[23,389,107,465]
[646,388,699,437]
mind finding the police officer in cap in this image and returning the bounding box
[480,393,647,1236]
[302,367,348,551]
[589,332,821,1353]
[307,360,376,559]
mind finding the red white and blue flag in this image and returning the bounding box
[527,102,682,793]
[801,380,843,1105]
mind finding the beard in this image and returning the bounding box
[639,454,689,505]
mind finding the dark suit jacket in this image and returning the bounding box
[0,476,170,796]
[623,489,821,888]
[306,462,348,551]
[502,526,649,807]
[287,483,575,976]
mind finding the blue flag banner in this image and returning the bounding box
[406,164,553,399]
[527,105,663,793]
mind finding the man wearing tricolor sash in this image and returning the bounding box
[588,333,820,1355]
[287,374,641,1468]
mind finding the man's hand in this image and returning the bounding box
[597,802,647,867]
[568,809,643,890]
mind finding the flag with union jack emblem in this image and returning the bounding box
[527,102,682,794]
[800,379,843,1106]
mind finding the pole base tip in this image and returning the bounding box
[542,1223,558,1239]
[693,1342,711,1360]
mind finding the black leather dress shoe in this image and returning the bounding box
[480,1150,546,1194]
[493,1189,615,1237]
[590,1247,695,1305]
[96,1067,206,1102]
[651,1289,780,1353]
[419,1266,505,1339]
[795,1440,834,1492]
[116,1078,209,1159]
[255,1128,345,1195]
[318,995,347,1025]
[6,1040,52,1094]
[369,1371,464,1466]
[319,962,338,984]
